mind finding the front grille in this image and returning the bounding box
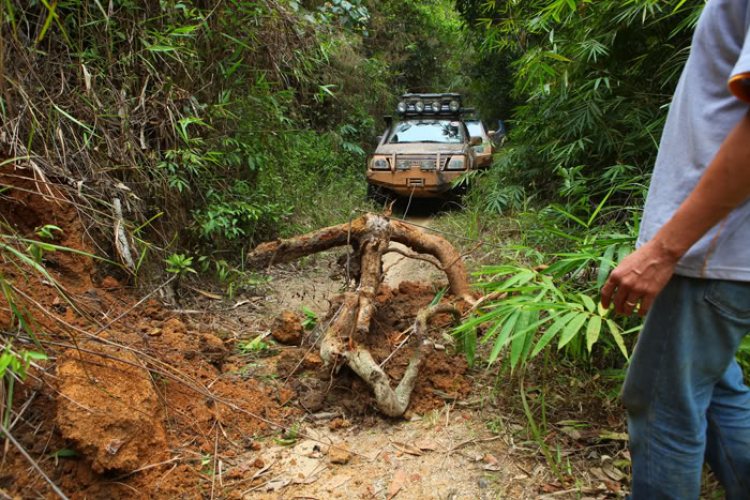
[395,155,449,171]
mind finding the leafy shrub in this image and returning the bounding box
[455,160,648,371]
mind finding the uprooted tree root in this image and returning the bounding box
[247,213,475,417]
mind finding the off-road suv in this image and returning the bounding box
[366,93,480,199]
[465,119,506,168]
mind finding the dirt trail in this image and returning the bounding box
[246,409,541,500]
[382,215,444,289]
[242,210,542,499]
[266,212,444,318]
[0,182,589,499]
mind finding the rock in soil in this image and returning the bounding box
[329,444,351,464]
[200,333,224,352]
[302,352,324,370]
[55,350,167,473]
[163,317,187,335]
[297,378,327,412]
[200,333,226,363]
[271,310,304,345]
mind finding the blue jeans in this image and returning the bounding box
[622,275,750,500]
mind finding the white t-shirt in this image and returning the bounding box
[638,0,750,280]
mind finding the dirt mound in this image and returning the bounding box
[3,303,297,499]
[281,281,472,418]
[369,281,472,415]
[56,350,167,473]
[271,310,304,345]
[0,172,296,498]
[0,172,474,498]
[0,166,97,290]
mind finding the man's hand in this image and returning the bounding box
[601,240,680,317]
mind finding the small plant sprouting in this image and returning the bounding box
[37,225,62,240]
[238,334,272,354]
[165,254,197,276]
[301,307,318,330]
[26,225,64,264]
[274,422,301,446]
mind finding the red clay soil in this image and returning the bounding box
[0,169,296,499]
[3,309,297,499]
[0,169,472,498]
[368,280,472,415]
[278,280,473,418]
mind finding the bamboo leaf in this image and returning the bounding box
[465,328,477,368]
[520,310,540,367]
[579,293,596,312]
[510,310,531,372]
[606,319,629,360]
[585,315,602,352]
[531,311,578,358]
[597,301,610,318]
[597,244,617,287]
[488,309,521,365]
[672,0,688,13]
[550,205,589,228]
[558,312,588,349]
[544,51,572,62]
[586,186,615,227]
[454,306,509,334]
[617,244,632,264]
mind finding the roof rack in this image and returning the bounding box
[395,93,473,117]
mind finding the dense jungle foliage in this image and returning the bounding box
[0,0,467,409]
[0,0,463,275]
[448,0,741,374]
[1,0,748,395]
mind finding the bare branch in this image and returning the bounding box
[1,424,69,500]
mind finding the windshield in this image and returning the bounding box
[387,120,464,144]
[465,121,484,139]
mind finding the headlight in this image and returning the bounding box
[397,101,407,113]
[447,158,465,170]
[396,160,410,170]
[415,101,425,113]
[372,159,389,170]
[431,101,441,112]
[473,146,485,153]
[449,100,460,112]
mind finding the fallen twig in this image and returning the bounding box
[92,276,177,336]
[306,411,342,421]
[445,435,504,453]
[538,486,608,498]
[378,326,414,368]
[210,427,219,500]
[382,247,442,270]
[1,424,69,500]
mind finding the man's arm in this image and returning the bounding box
[602,109,750,316]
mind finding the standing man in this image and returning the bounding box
[601,1,750,498]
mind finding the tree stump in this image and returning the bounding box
[247,214,474,416]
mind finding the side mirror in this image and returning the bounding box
[497,120,506,136]
[376,136,383,143]
[469,136,482,146]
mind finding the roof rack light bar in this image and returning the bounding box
[395,93,468,117]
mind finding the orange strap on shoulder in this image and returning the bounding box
[729,73,750,103]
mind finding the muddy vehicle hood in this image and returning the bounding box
[374,143,469,155]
